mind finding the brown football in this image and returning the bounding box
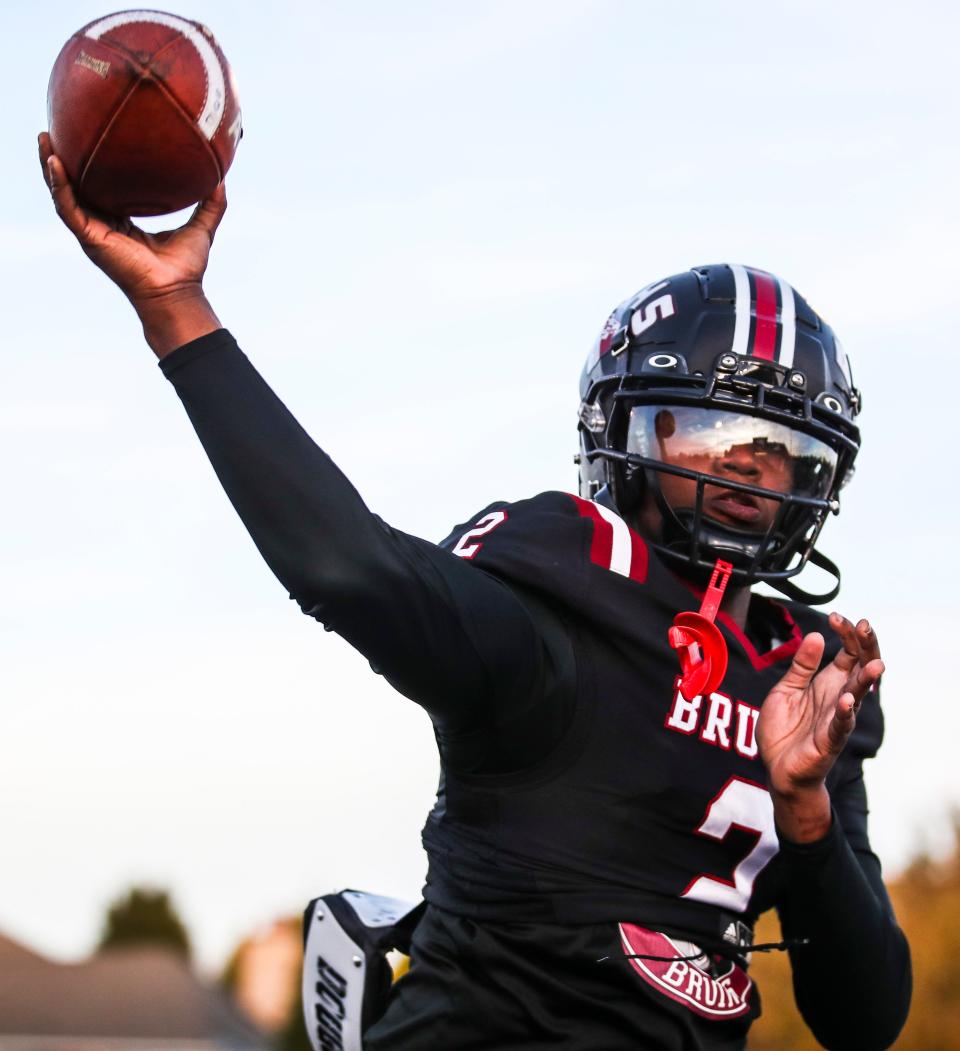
[47,10,242,216]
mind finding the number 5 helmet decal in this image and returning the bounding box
[577,264,861,604]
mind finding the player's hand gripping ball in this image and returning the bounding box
[47,9,242,216]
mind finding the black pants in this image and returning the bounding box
[363,906,758,1050]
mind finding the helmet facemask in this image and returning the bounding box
[576,265,862,604]
[579,363,858,603]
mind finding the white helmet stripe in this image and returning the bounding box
[777,276,797,369]
[729,264,751,357]
[85,10,227,140]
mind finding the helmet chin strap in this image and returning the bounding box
[770,549,841,606]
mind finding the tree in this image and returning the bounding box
[97,886,192,960]
[748,817,960,1049]
[275,1001,313,1051]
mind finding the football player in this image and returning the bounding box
[40,133,910,1050]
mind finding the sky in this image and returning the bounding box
[2,0,959,971]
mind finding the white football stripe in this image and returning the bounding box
[729,264,751,357]
[594,502,632,577]
[85,10,226,139]
[777,276,796,369]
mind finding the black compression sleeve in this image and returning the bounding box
[159,330,572,769]
[776,772,911,1050]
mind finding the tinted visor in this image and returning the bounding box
[626,405,838,500]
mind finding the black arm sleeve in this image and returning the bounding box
[775,763,911,1050]
[159,330,573,771]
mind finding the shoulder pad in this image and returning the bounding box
[441,491,649,582]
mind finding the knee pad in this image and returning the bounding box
[301,889,423,1051]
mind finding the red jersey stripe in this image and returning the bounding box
[570,495,614,569]
[629,528,649,583]
[569,494,649,581]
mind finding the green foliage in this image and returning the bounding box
[274,996,312,1051]
[220,940,243,992]
[97,886,191,960]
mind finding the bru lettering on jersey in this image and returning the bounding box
[620,924,753,1019]
[664,684,759,758]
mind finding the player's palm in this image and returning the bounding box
[38,131,224,303]
[757,615,883,796]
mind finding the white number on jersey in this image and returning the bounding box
[681,776,778,912]
[451,511,508,560]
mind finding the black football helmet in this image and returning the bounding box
[576,264,861,604]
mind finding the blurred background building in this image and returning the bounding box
[0,934,266,1050]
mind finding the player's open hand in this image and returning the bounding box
[38,131,225,308]
[757,614,884,799]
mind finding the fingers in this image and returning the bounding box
[828,612,861,672]
[777,631,825,693]
[43,148,91,241]
[857,619,881,664]
[38,131,54,188]
[829,613,881,671]
[187,183,228,243]
[850,656,885,704]
[827,691,858,751]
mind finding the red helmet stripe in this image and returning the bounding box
[749,269,778,360]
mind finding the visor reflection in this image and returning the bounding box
[627,406,838,500]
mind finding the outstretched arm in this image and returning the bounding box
[158,330,563,741]
[39,133,571,764]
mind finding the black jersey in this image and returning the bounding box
[424,492,882,945]
[160,330,910,1050]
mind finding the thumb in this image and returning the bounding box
[776,632,825,694]
[187,183,228,243]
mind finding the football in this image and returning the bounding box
[47,10,242,217]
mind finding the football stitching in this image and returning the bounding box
[84,11,226,138]
[73,31,225,204]
[67,36,147,189]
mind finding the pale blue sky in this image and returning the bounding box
[3,0,958,969]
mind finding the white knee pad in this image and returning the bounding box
[301,890,422,1051]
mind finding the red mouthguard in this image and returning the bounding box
[668,559,732,701]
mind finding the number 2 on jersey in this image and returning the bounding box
[681,776,778,912]
[451,510,508,559]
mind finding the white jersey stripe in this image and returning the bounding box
[594,502,632,577]
[777,276,797,369]
[729,264,751,357]
[85,10,227,139]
